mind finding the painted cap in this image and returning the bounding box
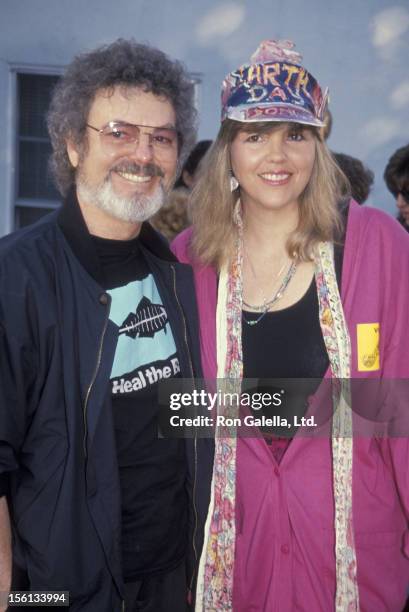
[221,39,328,127]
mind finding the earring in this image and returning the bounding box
[230,174,239,192]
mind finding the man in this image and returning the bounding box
[0,39,206,611]
[384,143,409,230]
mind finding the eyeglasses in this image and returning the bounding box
[86,121,179,157]
[399,188,409,205]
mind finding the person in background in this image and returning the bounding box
[319,108,374,206]
[174,139,213,190]
[152,140,213,240]
[173,39,409,611]
[332,151,374,204]
[384,144,409,230]
[0,39,205,612]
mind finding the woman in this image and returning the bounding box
[173,40,409,611]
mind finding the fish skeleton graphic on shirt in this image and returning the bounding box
[119,296,168,339]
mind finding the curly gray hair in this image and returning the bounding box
[47,39,197,195]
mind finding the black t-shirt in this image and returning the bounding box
[91,235,186,581]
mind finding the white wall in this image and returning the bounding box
[1,0,408,235]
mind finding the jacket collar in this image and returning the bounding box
[57,188,178,284]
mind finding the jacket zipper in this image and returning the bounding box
[170,265,199,596]
[83,296,111,458]
[82,295,124,607]
[188,435,199,598]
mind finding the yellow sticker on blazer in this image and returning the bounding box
[357,323,380,371]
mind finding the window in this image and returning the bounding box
[15,72,61,229]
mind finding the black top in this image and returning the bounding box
[242,278,329,445]
[242,278,329,379]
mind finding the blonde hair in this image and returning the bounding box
[189,120,349,270]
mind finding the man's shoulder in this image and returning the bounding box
[0,212,65,290]
[0,211,61,264]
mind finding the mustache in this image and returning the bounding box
[111,163,165,178]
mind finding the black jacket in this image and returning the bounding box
[0,196,212,611]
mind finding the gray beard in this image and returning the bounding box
[76,173,166,223]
